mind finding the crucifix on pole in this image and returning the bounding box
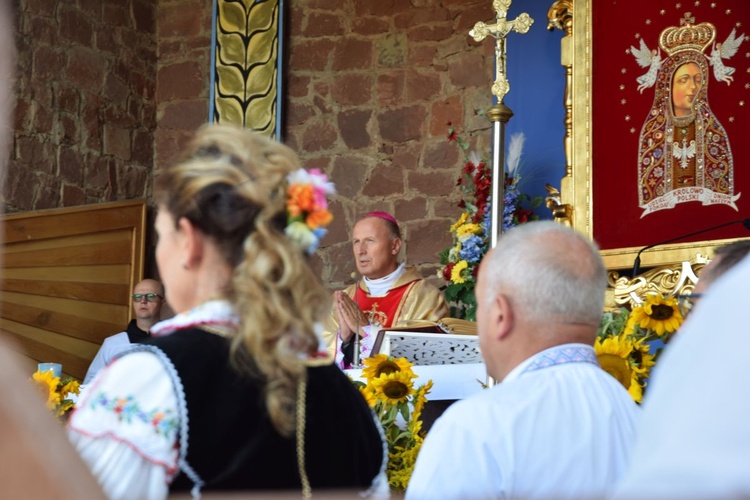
[469,0,533,249]
[470,0,532,388]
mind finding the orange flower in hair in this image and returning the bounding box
[286,168,336,253]
[287,184,315,218]
[306,209,333,230]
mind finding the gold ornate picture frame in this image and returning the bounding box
[547,0,750,274]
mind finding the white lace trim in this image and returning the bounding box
[151,300,240,337]
[152,300,329,359]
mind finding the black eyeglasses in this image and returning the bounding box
[132,293,163,303]
[677,293,703,318]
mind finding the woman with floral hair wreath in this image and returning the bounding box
[67,124,388,498]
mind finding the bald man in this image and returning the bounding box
[83,279,165,384]
[407,222,638,499]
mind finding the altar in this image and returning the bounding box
[346,331,487,401]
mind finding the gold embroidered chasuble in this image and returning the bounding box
[322,266,449,358]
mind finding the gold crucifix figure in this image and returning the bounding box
[469,0,534,103]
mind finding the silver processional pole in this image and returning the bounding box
[469,0,533,387]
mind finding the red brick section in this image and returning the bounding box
[11,0,498,293]
[154,0,211,174]
[9,0,157,210]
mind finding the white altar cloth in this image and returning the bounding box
[347,330,487,401]
[346,363,487,401]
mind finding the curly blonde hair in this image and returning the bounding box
[154,124,329,437]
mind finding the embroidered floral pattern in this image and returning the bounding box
[89,392,179,438]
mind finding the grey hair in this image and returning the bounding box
[482,221,606,325]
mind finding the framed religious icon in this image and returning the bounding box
[548,0,750,272]
[209,0,285,139]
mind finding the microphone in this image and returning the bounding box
[631,217,750,277]
[350,272,361,368]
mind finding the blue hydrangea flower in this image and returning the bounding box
[459,235,484,263]
[503,185,520,231]
[482,197,492,236]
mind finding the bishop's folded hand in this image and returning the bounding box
[334,290,369,343]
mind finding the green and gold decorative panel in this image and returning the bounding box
[210,0,283,139]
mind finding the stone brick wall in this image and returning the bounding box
[154,0,212,174]
[151,0,497,289]
[287,0,496,289]
[9,0,497,291]
[7,0,157,212]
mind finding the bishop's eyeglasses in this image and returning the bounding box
[132,293,163,303]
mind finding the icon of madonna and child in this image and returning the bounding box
[631,17,745,217]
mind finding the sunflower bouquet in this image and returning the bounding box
[439,124,541,321]
[353,354,433,491]
[595,294,684,403]
[30,368,80,420]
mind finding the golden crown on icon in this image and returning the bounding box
[659,18,716,56]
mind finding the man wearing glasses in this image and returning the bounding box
[83,279,165,384]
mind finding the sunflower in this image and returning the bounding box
[388,437,424,490]
[32,370,61,410]
[450,212,469,232]
[629,336,657,378]
[456,223,483,241]
[371,371,416,405]
[594,336,644,403]
[450,260,469,284]
[358,385,378,408]
[57,399,76,417]
[60,379,81,398]
[408,413,424,436]
[411,379,433,421]
[628,294,683,337]
[362,354,415,381]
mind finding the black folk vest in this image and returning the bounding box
[141,328,385,494]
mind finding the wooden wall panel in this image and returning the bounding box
[0,200,147,381]
[2,319,98,380]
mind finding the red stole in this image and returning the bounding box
[355,280,417,328]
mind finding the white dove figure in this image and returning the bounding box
[631,38,662,93]
[708,28,746,85]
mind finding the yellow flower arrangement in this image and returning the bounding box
[31,369,80,419]
[354,354,433,491]
[596,294,682,403]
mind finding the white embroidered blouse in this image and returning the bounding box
[67,301,240,499]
